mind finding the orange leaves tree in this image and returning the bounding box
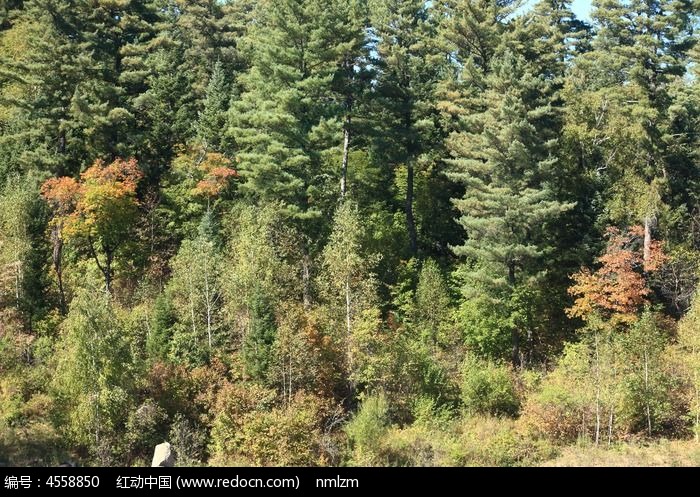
[41,176,81,310]
[171,146,238,215]
[41,158,143,295]
[191,152,238,202]
[567,226,665,325]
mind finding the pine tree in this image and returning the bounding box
[197,60,229,152]
[448,50,574,364]
[568,0,697,255]
[371,0,445,255]
[138,0,250,174]
[2,0,159,176]
[230,0,370,221]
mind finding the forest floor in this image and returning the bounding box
[542,440,700,466]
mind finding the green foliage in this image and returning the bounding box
[521,341,596,443]
[345,393,390,465]
[241,288,277,382]
[460,356,519,417]
[414,259,453,345]
[0,174,36,311]
[2,0,700,468]
[166,231,223,366]
[211,385,329,466]
[51,289,135,463]
[679,293,700,440]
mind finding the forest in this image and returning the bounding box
[1,0,700,467]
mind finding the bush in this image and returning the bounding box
[460,356,519,417]
[345,393,390,465]
[451,416,557,467]
[169,414,208,466]
[519,342,594,444]
[211,387,329,466]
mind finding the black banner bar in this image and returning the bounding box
[0,466,678,495]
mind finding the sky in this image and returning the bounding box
[571,0,593,20]
[521,0,593,20]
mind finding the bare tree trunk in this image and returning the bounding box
[204,266,213,353]
[644,346,652,437]
[14,261,21,306]
[508,263,520,367]
[186,269,197,338]
[406,162,417,255]
[52,225,67,314]
[302,249,311,309]
[345,277,352,373]
[695,366,699,443]
[104,250,113,296]
[87,236,112,295]
[340,118,350,198]
[643,215,652,265]
[288,342,293,405]
[595,330,601,446]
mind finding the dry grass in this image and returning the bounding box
[542,440,700,467]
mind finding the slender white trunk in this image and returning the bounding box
[643,215,652,266]
[345,277,352,370]
[204,266,212,352]
[695,366,699,443]
[186,270,197,337]
[644,346,652,437]
[341,124,350,197]
[595,331,601,445]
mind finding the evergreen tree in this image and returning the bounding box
[230,0,370,221]
[2,0,159,176]
[448,50,574,364]
[567,0,697,254]
[197,60,229,152]
[138,0,250,175]
[371,0,445,255]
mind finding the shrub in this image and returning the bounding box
[345,393,390,465]
[460,356,519,417]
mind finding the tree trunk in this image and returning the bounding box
[345,277,354,396]
[204,264,213,353]
[644,345,652,437]
[695,366,699,443]
[302,248,311,309]
[340,117,350,198]
[594,330,601,446]
[406,162,417,255]
[508,262,520,367]
[52,225,67,314]
[88,237,112,295]
[643,215,652,266]
[105,252,112,295]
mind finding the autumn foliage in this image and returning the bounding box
[40,177,80,217]
[41,158,143,292]
[567,226,665,324]
[41,158,143,235]
[192,153,238,199]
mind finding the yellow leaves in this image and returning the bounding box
[41,157,143,243]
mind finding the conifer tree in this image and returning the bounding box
[568,0,696,255]
[197,60,229,153]
[448,50,574,364]
[230,0,369,220]
[371,0,444,255]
